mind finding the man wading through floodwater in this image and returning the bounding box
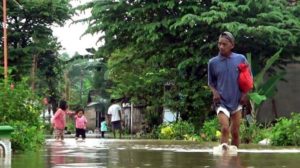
[208,32,252,149]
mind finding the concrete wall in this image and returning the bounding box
[257,64,300,123]
[131,107,145,133]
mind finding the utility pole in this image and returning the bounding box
[2,0,23,82]
[3,0,8,81]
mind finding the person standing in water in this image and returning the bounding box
[208,32,251,148]
[100,117,108,138]
[75,109,88,141]
[107,99,123,138]
[51,100,74,141]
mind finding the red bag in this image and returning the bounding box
[238,63,253,93]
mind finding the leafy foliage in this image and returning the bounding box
[58,52,108,108]
[158,121,195,140]
[200,118,220,141]
[0,0,73,80]
[9,121,45,151]
[249,50,284,105]
[0,79,44,151]
[0,0,73,112]
[78,0,300,127]
[0,0,74,151]
[0,79,42,123]
[247,50,287,122]
[35,50,65,111]
[270,113,300,146]
[239,120,271,144]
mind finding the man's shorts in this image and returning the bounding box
[111,120,122,130]
[216,105,242,118]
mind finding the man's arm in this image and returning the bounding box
[107,114,112,125]
[118,108,122,121]
[208,62,220,104]
[107,107,112,124]
[209,85,221,104]
[240,92,249,105]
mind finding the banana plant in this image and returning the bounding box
[247,49,285,121]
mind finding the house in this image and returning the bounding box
[85,99,109,131]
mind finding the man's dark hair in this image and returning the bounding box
[219,31,235,44]
[59,100,68,110]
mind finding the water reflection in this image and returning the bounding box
[50,145,65,165]
[6,139,300,168]
[215,154,244,168]
[0,155,11,168]
[47,140,108,167]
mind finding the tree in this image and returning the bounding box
[78,0,300,127]
[0,0,72,78]
[36,48,65,112]
[0,0,73,110]
[60,51,106,107]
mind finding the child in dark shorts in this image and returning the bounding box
[75,109,87,141]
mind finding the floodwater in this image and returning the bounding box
[2,139,300,168]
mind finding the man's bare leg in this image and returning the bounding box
[113,129,116,138]
[218,112,230,145]
[230,110,242,147]
[119,129,122,139]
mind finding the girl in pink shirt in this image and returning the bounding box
[51,100,74,141]
[75,109,88,141]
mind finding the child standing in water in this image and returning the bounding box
[52,100,74,141]
[75,109,88,141]
[100,117,108,138]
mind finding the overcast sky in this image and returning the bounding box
[52,0,102,56]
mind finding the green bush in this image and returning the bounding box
[172,121,195,139]
[200,117,273,144]
[270,113,300,146]
[9,121,45,151]
[158,121,195,140]
[159,125,174,139]
[201,118,220,141]
[0,79,42,124]
[254,128,272,144]
[42,123,53,135]
[148,125,160,139]
[0,79,45,151]
[240,120,271,144]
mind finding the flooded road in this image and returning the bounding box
[5,138,300,168]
